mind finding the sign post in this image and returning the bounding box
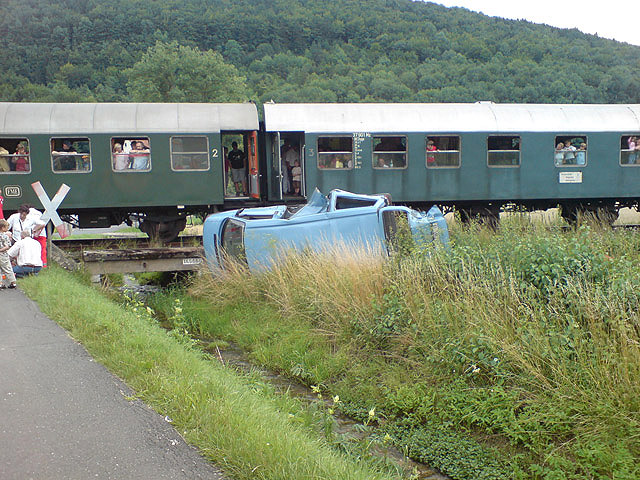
[31,181,71,239]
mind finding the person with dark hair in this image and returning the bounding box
[228,141,247,196]
[6,204,30,243]
[52,140,77,170]
[8,230,42,277]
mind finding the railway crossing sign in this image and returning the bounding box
[31,181,71,239]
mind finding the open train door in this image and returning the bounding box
[264,104,307,201]
[247,130,260,199]
[273,131,284,200]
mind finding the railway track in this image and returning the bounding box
[51,234,204,276]
[52,234,202,251]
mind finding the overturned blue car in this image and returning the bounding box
[203,189,449,272]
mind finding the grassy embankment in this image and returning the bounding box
[19,268,402,480]
[149,215,640,480]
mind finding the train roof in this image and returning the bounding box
[263,103,640,133]
[0,103,259,134]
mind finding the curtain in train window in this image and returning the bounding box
[0,138,30,174]
[317,136,353,169]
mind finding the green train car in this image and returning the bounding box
[263,103,640,222]
[0,103,259,240]
[3,102,640,239]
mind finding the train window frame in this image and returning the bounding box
[170,135,211,172]
[110,137,152,173]
[317,135,354,170]
[425,135,461,169]
[372,135,408,170]
[50,137,93,174]
[554,135,587,167]
[0,137,31,174]
[620,135,640,166]
[487,135,521,168]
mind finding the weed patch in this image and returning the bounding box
[183,220,640,479]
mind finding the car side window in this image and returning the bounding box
[221,218,247,266]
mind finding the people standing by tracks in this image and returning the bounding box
[8,230,43,277]
[0,219,17,288]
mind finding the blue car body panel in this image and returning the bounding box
[203,189,449,272]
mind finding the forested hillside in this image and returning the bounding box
[2,0,639,104]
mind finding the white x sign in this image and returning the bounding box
[31,181,71,239]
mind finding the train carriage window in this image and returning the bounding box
[317,136,353,170]
[554,136,587,167]
[171,136,210,171]
[620,135,640,166]
[0,138,31,174]
[51,138,92,173]
[426,136,460,168]
[373,136,407,169]
[111,137,151,172]
[488,135,520,167]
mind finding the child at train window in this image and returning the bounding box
[13,144,29,172]
[562,140,576,164]
[576,143,587,165]
[628,136,637,164]
[554,143,565,166]
[0,219,17,288]
[427,140,437,166]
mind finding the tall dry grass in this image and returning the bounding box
[191,220,640,476]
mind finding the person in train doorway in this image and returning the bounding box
[228,141,247,196]
[282,139,299,195]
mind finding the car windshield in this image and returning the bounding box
[221,218,247,266]
[381,209,411,249]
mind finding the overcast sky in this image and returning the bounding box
[432,1,640,47]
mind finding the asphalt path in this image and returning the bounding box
[0,287,227,480]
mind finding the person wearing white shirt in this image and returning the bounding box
[8,231,43,277]
[25,207,47,267]
[6,204,30,243]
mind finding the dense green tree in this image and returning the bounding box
[125,41,250,102]
[1,0,639,103]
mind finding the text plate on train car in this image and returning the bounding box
[559,172,582,184]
